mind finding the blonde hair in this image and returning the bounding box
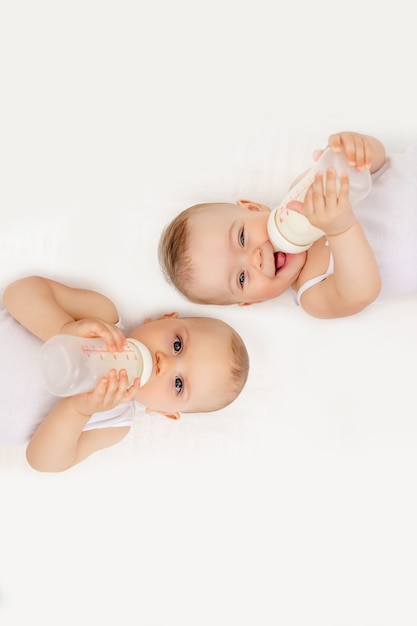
[158,203,216,304]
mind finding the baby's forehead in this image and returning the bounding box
[187,317,233,346]
[188,203,241,252]
[184,316,229,337]
[190,202,239,223]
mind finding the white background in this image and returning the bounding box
[1,2,417,625]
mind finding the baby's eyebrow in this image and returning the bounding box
[228,220,235,246]
[228,270,238,296]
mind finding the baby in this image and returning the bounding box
[1,275,249,472]
[159,131,417,319]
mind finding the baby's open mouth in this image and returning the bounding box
[274,251,287,274]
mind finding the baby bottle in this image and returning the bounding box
[39,335,153,397]
[267,147,372,254]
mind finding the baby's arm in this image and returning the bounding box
[288,132,385,318]
[3,276,136,471]
[26,370,140,472]
[294,170,381,318]
[3,275,125,349]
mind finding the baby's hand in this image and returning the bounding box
[71,369,141,415]
[327,131,372,172]
[59,318,127,352]
[288,168,356,237]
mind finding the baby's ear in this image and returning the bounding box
[237,199,270,212]
[146,408,181,420]
[158,312,179,320]
[144,311,179,324]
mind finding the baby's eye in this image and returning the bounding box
[239,228,245,247]
[238,271,245,288]
[173,336,182,354]
[175,376,183,394]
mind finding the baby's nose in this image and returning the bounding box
[155,351,170,375]
[250,247,263,270]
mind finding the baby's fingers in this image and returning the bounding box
[338,172,350,200]
[66,319,126,352]
[345,135,369,171]
[91,369,126,402]
[94,323,126,352]
[304,169,339,213]
[310,170,339,211]
[328,131,359,159]
[106,370,142,404]
[125,377,141,399]
[329,132,371,171]
[322,168,339,201]
[312,148,324,162]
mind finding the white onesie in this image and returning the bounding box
[296,143,417,306]
[0,310,136,444]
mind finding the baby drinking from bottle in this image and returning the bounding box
[158,131,417,318]
[0,275,249,472]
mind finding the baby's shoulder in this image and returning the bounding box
[295,239,332,291]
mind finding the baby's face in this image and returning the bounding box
[130,316,234,415]
[186,203,306,305]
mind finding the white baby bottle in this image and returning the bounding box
[267,147,372,254]
[39,335,153,397]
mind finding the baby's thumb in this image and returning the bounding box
[312,149,323,162]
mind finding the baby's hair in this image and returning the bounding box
[229,326,250,397]
[198,321,249,413]
[158,203,213,304]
